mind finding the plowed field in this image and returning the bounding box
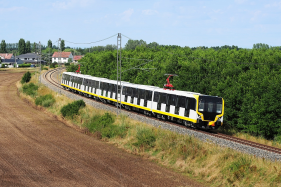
[0,71,205,187]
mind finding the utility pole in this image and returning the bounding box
[39,41,41,83]
[57,38,61,84]
[116,33,122,115]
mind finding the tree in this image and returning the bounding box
[26,41,31,53]
[32,42,37,53]
[0,40,7,53]
[48,40,52,49]
[18,39,26,55]
[147,42,159,49]
[125,39,147,50]
[61,40,65,51]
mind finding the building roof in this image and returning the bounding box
[74,55,83,61]
[52,52,72,58]
[16,53,40,59]
[0,53,13,59]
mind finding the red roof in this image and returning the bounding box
[0,53,13,59]
[52,52,72,58]
[74,55,83,61]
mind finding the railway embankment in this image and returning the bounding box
[16,68,281,186]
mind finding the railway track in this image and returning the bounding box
[43,68,281,156]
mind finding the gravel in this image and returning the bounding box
[41,72,281,162]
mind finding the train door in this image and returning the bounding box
[144,90,152,109]
[166,94,177,114]
[152,91,160,110]
[159,93,167,112]
[133,88,138,105]
[121,86,126,102]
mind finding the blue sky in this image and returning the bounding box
[0,0,280,48]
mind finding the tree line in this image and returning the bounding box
[70,42,281,140]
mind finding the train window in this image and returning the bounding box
[178,96,186,108]
[207,102,214,112]
[132,88,137,97]
[96,81,100,89]
[139,89,145,99]
[147,90,152,100]
[104,82,107,90]
[112,84,117,93]
[100,82,104,90]
[108,84,113,92]
[160,93,167,103]
[127,87,132,96]
[153,92,160,102]
[217,103,222,113]
[168,94,177,106]
[122,86,127,95]
[199,101,203,111]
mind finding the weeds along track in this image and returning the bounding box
[43,68,281,160]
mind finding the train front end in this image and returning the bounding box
[195,95,224,130]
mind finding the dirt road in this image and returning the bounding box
[0,71,205,186]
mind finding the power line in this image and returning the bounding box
[121,34,132,40]
[64,34,118,45]
[122,57,152,61]
[168,52,281,66]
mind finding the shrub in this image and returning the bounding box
[65,62,70,66]
[85,112,127,138]
[133,128,156,148]
[1,64,5,68]
[35,94,55,107]
[43,67,48,70]
[66,64,78,72]
[21,71,31,84]
[60,99,86,118]
[18,63,31,68]
[50,62,58,68]
[22,83,38,97]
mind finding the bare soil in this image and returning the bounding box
[0,71,206,187]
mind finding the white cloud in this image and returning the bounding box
[142,9,158,15]
[52,0,92,9]
[121,8,134,21]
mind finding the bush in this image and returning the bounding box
[43,67,48,70]
[0,64,4,68]
[60,99,86,118]
[50,62,58,68]
[22,83,38,97]
[133,128,156,148]
[35,94,55,107]
[85,112,127,138]
[65,62,70,66]
[18,63,31,68]
[21,71,32,84]
[66,64,78,72]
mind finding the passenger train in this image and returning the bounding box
[61,72,224,130]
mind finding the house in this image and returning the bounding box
[52,52,73,64]
[0,53,14,60]
[73,55,83,63]
[1,59,24,68]
[16,53,44,64]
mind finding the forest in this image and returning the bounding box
[68,42,281,140]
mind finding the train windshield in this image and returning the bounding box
[198,96,222,114]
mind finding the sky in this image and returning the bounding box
[0,0,280,48]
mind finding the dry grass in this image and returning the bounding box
[16,69,281,187]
